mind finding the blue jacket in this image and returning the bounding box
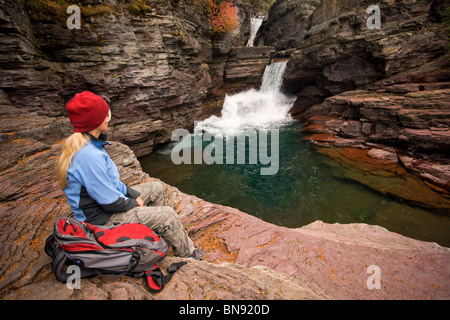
[64,133,140,225]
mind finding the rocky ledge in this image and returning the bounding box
[0,129,449,300]
[223,46,275,93]
[297,56,450,212]
[262,0,450,212]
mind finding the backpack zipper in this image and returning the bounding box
[63,220,79,232]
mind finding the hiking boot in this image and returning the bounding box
[191,248,207,260]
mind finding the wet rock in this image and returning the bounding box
[300,85,450,197]
[366,148,398,162]
[297,56,450,204]
[315,146,450,211]
[224,46,275,93]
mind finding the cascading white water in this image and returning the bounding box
[260,60,289,93]
[246,17,264,47]
[196,60,295,136]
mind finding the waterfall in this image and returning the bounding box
[260,60,288,93]
[246,17,263,47]
[197,60,295,136]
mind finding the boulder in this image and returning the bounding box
[367,148,398,162]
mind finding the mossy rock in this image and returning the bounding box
[127,0,151,16]
[25,0,115,25]
[24,0,68,25]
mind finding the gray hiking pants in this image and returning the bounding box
[104,181,195,258]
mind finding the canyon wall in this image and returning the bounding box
[1,0,214,158]
[1,0,449,301]
[0,0,272,158]
[259,0,450,211]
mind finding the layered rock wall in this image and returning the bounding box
[0,0,213,157]
[0,0,276,159]
[224,46,275,93]
[274,0,448,108]
[260,0,450,210]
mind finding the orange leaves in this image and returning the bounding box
[209,0,238,34]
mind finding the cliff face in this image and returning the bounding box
[271,0,449,108]
[1,0,213,157]
[259,0,450,210]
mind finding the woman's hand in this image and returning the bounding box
[136,196,144,207]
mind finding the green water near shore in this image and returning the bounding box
[140,122,450,247]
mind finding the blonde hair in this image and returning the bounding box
[56,133,90,189]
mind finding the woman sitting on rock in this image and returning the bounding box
[56,91,206,260]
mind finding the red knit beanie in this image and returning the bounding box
[66,91,110,133]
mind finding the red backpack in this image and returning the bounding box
[44,217,187,292]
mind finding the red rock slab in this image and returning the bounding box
[1,140,448,300]
[301,133,338,146]
[316,147,450,210]
[299,123,328,134]
[164,184,450,300]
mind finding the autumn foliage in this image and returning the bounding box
[209,0,238,34]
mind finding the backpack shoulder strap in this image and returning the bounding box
[44,234,61,258]
[51,251,99,283]
[144,261,188,293]
[51,251,70,282]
